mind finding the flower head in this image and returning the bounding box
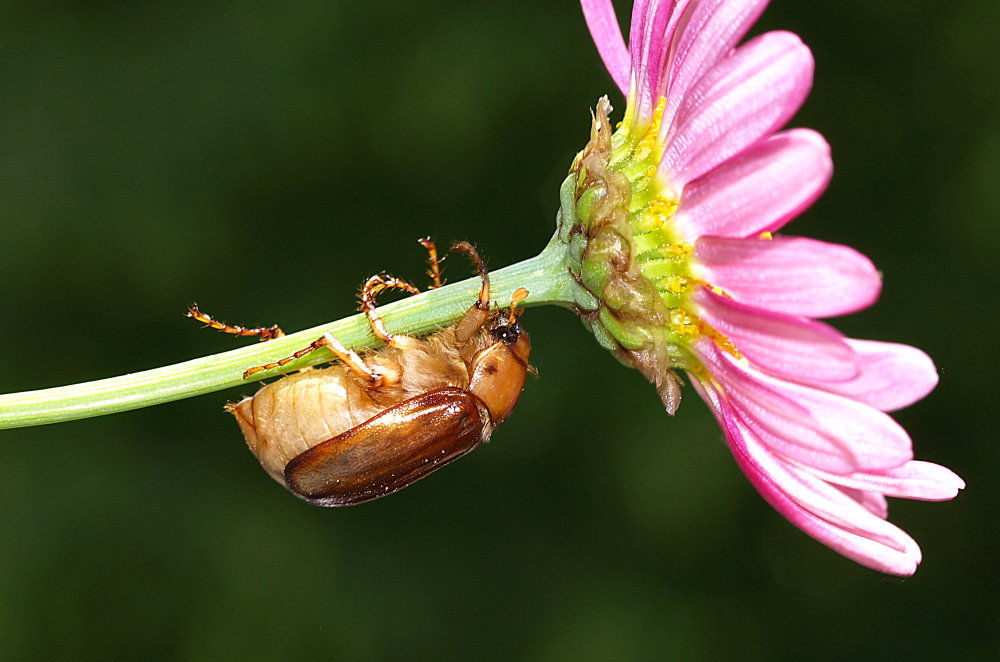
[566,0,963,574]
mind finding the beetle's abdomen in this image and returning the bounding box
[284,387,491,506]
[230,368,382,484]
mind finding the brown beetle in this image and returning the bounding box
[189,241,531,506]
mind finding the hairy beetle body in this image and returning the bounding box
[193,241,531,506]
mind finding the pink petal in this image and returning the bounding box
[692,234,881,317]
[662,31,814,189]
[580,0,631,95]
[629,0,694,121]
[672,129,832,240]
[840,488,889,518]
[695,340,913,474]
[739,434,923,575]
[626,0,654,68]
[693,380,922,575]
[694,287,858,382]
[819,340,939,412]
[801,461,966,501]
[662,0,771,131]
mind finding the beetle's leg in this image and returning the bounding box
[187,304,284,341]
[448,242,491,344]
[360,274,423,350]
[449,241,489,310]
[417,237,445,289]
[243,332,388,386]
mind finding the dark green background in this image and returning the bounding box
[1,1,995,660]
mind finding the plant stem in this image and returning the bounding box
[0,237,574,429]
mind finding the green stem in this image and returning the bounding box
[0,236,574,429]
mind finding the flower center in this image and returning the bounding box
[606,98,742,361]
[560,95,742,410]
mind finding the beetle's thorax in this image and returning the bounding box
[466,313,531,426]
[378,326,477,399]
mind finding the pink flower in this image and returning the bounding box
[575,0,963,574]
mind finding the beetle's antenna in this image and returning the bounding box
[508,288,529,324]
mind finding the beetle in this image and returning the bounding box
[188,240,531,506]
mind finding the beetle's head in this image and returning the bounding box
[469,288,532,425]
[489,318,530,363]
[488,287,531,364]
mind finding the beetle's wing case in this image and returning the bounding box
[284,386,493,506]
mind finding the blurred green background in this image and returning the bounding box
[1,1,995,660]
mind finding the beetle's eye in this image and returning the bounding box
[493,324,520,344]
